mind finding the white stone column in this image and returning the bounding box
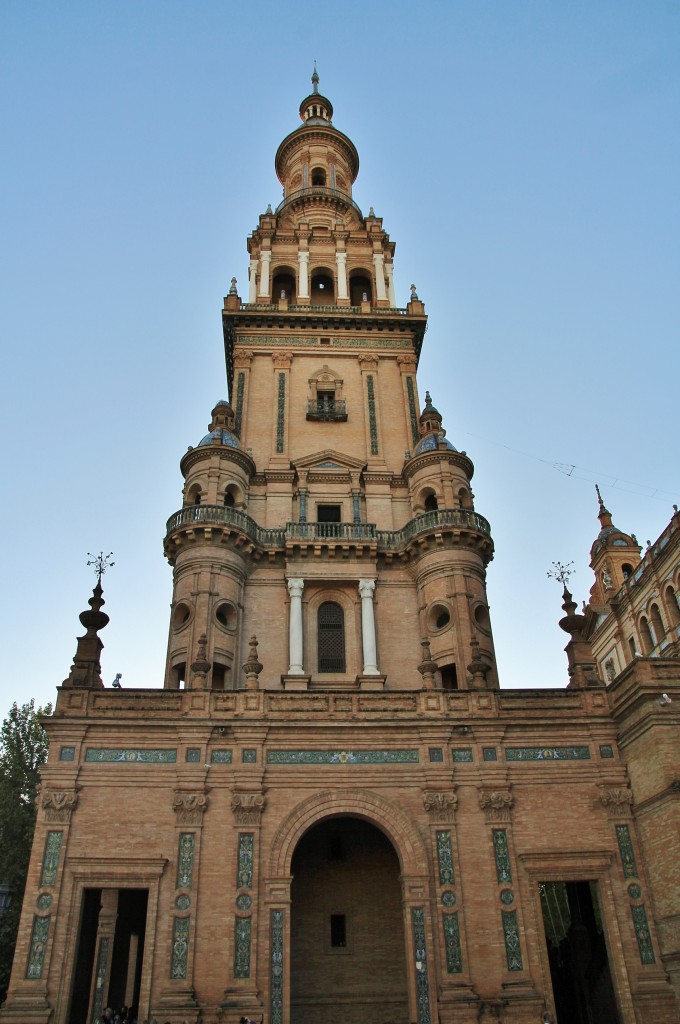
[248,258,258,303]
[336,250,348,300]
[358,579,380,675]
[298,250,310,299]
[287,578,305,674]
[258,249,271,298]
[373,252,387,301]
[385,261,396,306]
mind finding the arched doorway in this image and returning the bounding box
[290,816,409,1024]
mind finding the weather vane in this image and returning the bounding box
[87,551,115,583]
[547,560,574,587]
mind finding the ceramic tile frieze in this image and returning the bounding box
[234,916,252,978]
[266,749,418,764]
[443,912,463,973]
[91,937,109,1021]
[501,910,523,970]
[171,916,190,979]
[237,833,254,889]
[616,824,638,878]
[411,907,431,1024]
[176,833,195,889]
[84,748,177,763]
[366,374,378,454]
[492,829,512,883]
[631,905,656,964]
[235,371,245,437]
[276,372,286,453]
[25,915,50,979]
[270,910,284,1024]
[505,746,590,761]
[406,376,419,446]
[436,831,455,886]
[40,831,63,887]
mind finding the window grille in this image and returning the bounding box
[318,602,345,673]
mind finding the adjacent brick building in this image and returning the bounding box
[2,72,678,1024]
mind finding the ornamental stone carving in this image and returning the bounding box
[39,788,79,824]
[172,792,209,825]
[599,785,633,818]
[478,788,514,823]
[423,789,457,823]
[231,791,267,825]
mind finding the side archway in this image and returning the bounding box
[268,787,429,879]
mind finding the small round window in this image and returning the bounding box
[428,603,451,633]
[474,604,491,633]
[172,602,192,631]
[215,602,237,631]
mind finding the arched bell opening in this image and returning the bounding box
[349,270,373,306]
[290,816,409,1024]
[272,267,297,304]
[311,166,327,187]
[311,268,335,305]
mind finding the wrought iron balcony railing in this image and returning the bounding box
[166,506,491,552]
[306,398,348,421]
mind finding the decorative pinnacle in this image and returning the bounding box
[595,483,604,510]
[547,561,574,587]
[312,61,319,93]
[86,551,115,583]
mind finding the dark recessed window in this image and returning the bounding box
[318,602,345,673]
[317,505,341,523]
[330,914,346,948]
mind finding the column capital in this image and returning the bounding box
[287,578,305,599]
[358,579,376,599]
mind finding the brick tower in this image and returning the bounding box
[2,72,678,1024]
[163,67,498,698]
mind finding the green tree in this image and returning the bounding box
[0,700,51,1003]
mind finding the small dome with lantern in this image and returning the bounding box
[413,392,458,455]
[198,401,241,448]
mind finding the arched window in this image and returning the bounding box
[639,616,654,655]
[650,603,666,642]
[439,663,458,691]
[311,269,335,304]
[311,167,326,187]
[318,602,345,673]
[224,490,235,508]
[187,484,202,506]
[424,493,438,512]
[665,584,680,627]
[622,563,633,580]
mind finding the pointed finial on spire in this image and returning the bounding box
[594,484,613,530]
[87,551,115,584]
[312,61,319,94]
[425,391,432,409]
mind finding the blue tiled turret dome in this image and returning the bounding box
[414,433,457,456]
[198,428,241,448]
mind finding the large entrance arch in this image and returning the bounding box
[266,789,433,1024]
[290,817,408,1024]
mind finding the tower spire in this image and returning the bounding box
[312,61,319,94]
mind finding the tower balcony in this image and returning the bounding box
[164,506,492,563]
[275,186,364,220]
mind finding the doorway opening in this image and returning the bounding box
[69,888,148,1024]
[290,817,409,1024]
[539,880,620,1024]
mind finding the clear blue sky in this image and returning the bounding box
[1,1,678,719]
